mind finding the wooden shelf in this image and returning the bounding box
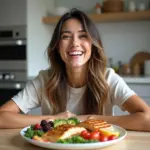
[42,10,150,24]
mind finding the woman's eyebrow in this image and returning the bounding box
[61,29,86,34]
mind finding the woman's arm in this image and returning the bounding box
[0,100,76,129]
[0,100,52,128]
[77,95,150,131]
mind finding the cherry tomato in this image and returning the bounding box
[90,131,100,140]
[99,135,109,142]
[80,130,88,137]
[108,135,118,141]
[80,130,91,140]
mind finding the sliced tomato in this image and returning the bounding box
[108,135,118,141]
[99,135,109,142]
[80,130,91,140]
[80,130,88,137]
[89,131,100,140]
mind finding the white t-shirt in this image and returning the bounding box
[12,68,136,115]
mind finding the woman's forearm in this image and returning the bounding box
[0,110,77,129]
[78,112,150,132]
[0,111,52,129]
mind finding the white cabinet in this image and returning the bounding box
[0,0,26,26]
[28,107,41,116]
[113,83,150,116]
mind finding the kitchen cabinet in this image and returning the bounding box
[0,0,26,26]
[42,10,150,24]
[28,107,41,116]
[113,83,150,116]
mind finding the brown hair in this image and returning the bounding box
[47,8,109,114]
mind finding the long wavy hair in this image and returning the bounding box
[47,8,109,115]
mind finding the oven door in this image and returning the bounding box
[0,82,25,106]
[0,39,26,60]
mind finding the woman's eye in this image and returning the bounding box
[61,35,71,40]
[79,34,88,38]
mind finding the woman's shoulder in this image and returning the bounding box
[31,68,50,85]
[38,68,50,78]
[105,68,122,84]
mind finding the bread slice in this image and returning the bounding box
[42,124,86,142]
[78,119,114,131]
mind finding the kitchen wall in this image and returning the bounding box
[27,0,150,77]
[0,0,149,77]
[27,0,56,77]
[0,0,26,26]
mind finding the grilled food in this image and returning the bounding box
[78,119,114,131]
[42,124,86,142]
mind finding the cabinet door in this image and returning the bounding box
[28,107,41,116]
[113,105,129,116]
[113,97,150,116]
[128,84,150,97]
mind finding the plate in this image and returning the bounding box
[20,125,127,149]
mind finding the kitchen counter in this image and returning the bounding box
[28,76,150,84]
[0,129,150,150]
[122,76,150,84]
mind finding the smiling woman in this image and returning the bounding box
[0,8,150,131]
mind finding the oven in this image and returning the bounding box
[0,26,27,106]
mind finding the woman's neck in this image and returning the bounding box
[66,67,87,88]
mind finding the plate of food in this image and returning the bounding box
[20,118,127,149]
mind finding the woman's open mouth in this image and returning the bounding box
[68,51,83,56]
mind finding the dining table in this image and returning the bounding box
[0,128,150,150]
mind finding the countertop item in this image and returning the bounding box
[0,128,150,150]
[130,51,150,75]
[144,60,150,76]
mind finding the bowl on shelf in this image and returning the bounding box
[103,0,124,13]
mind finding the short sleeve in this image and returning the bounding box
[12,71,44,114]
[106,68,136,110]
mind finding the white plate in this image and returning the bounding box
[20,125,127,149]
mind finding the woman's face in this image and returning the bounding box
[59,18,92,69]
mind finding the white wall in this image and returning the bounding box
[27,0,55,77]
[0,0,26,26]
[97,21,150,65]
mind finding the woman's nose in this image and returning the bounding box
[71,36,80,47]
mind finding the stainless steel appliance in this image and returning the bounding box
[0,26,27,106]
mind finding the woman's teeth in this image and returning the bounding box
[68,51,83,56]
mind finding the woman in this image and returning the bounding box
[0,8,150,131]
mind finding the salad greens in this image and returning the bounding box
[24,125,44,139]
[54,117,80,128]
[56,136,99,144]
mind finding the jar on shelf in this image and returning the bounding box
[138,3,146,11]
[129,1,136,12]
[95,3,101,14]
[133,63,140,76]
[122,64,131,75]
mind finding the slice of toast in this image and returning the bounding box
[42,124,86,142]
